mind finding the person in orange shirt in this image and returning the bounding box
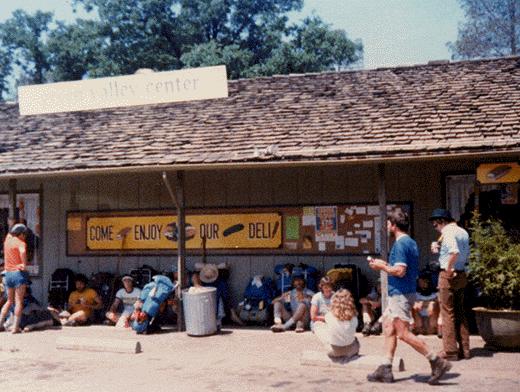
[59,274,102,326]
[0,224,30,334]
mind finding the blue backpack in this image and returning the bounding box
[239,276,275,325]
[132,275,175,334]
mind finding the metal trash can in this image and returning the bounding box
[182,287,217,336]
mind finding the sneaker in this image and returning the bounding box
[295,321,305,333]
[270,324,285,333]
[370,321,382,335]
[367,364,394,383]
[361,323,372,336]
[428,357,452,385]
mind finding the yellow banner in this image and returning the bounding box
[477,162,520,184]
[86,214,281,250]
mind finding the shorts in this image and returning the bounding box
[383,293,415,324]
[3,270,30,289]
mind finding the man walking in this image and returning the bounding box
[429,208,470,360]
[367,209,451,385]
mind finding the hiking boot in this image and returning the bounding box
[428,357,452,385]
[370,321,382,335]
[361,323,372,336]
[367,364,394,383]
[270,324,285,333]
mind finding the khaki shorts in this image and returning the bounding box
[383,293,415,324]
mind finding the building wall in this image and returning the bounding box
[0,159,478,305]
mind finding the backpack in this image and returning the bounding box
[326,264,367,300]
[274,263,319,294]
[130,264,159,288]
[48,268,76,309]
[239,276,275,325]
[132,275,175,334]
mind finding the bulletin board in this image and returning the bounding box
[67,203,411,256]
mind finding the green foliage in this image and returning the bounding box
[0,0,362,99]
[469,211,520,310]
[449,0,520,59]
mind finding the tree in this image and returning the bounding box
[0,0,363,98]
[449,0,520,59]
[0,10,53,85]
[0,47,13,100]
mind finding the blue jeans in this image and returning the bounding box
[3,271,29,289]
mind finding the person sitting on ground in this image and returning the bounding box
[310,276,334,331]
[359,281,382,336]
[59,274,102,326]
[270,275,314,333]
[412,271,440,335]
[105,275,141,328]
[313,289,360,360]
[4,286,55,332]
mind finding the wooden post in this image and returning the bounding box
[377,164,388,313]
[176,171,186,332]
[8,179,17,228]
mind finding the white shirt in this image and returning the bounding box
[116,287,141,314]
[324,312,358,346]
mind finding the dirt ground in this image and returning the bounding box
[0,326,519,392]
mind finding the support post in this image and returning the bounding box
[377,164,388,314]
[8,179,17,229]
[176,171,187,332]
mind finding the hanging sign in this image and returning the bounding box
[86,213,281,250]
[18,65,228,115]
[477,162,520,184]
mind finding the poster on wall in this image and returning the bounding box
[85,213,282,250]
[315,206,337,242]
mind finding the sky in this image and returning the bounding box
[0,0,465,69]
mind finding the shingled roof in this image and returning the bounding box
[1,56,519,177]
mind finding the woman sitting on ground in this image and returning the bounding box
[310,276,334,331]
[313,289,360,360]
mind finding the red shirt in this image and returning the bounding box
[4,234,27,271]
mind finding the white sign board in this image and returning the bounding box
[18,65,228,115]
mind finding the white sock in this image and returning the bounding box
[382,357,393,366]
[283,318,295,329]
[426,352,437,361]
[362,313,372,324]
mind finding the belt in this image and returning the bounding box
[440,268,465,273]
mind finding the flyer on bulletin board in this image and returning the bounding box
[315,206,337,242]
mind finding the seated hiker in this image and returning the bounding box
[310,276,334,331]
[270,275,314,333]
[359,281,382,336]
[58,274,102,326]
[412,271,440,335]
[313,289,360,360]
[105,275,141,328]
[4,286,55,332]
[130,275,175,334]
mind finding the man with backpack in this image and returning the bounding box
[270,275,314,333]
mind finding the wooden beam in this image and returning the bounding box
[176,170,186,332]
[8,179,17,228]
[56,337,141,354]
[377,164,388,313]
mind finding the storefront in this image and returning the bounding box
[0,57,519,306]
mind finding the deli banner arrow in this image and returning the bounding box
[477,162,520,184]
[86,213,281,250]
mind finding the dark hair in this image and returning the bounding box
[318,276,333,291]
[387,209,409,232]
[74,273,88,284]
[292,275,306,284]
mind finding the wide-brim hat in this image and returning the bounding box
[429,208,453,221]
[199,263,219,284]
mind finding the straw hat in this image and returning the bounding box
[199,263,219,284]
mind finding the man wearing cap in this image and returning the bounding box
[0,224,30,333]
[106,275,141,328]
[429,208,470,361]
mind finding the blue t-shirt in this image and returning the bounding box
[388,235,419,296]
